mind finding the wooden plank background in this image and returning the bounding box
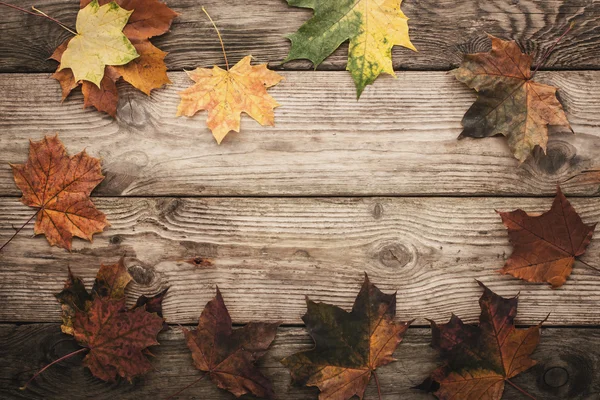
[1,0,600,398]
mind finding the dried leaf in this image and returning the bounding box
[74,297,164,381]
[282,274,411,400]
[183,287,280,398]
[52,0,176,115]
[284,0,416,97]
[498,186,596,287]
[10,135,107,250]
[177,56,283,144]
[417,281,544,400]
[453,35,572,162]
[55,260,168,382]
[58,0,138,87]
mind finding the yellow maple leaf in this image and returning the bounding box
[58,0,139,88]
[177,56,283,144]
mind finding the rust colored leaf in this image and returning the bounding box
[74,297,164,382]
[183,287,280,399]
[417,281,544,400]
[10,135,107,250]
[52,0,176,115]
[282,274,411,400]
[54,260,168,382]
[453,35,572,162]
[498,186,596,287]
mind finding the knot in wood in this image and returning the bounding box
[543,366,569,388]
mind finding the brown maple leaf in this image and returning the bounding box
[51,0,177,116]
[74,297,164,382]
[417,281,544,400]
[282,274,412,400]
[9,134,107,251]
[51,259,167,383]
[182,287,280,399]
[453,34,572,162]
[498,186,596,287]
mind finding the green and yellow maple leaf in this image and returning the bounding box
[284,0,416,97]
[58,0,139,88]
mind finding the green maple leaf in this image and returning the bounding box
[284,0,416,97]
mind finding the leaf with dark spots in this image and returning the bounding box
[282,274,412,400]
[182,287,280,399]
[498,186,596,287]
[453,35,572,162]
[73,297,164,382]
[417,281,544,400]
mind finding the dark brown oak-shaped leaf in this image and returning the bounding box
[183,288,280,399]
[53,259,167,382]
[417,281,544,400]
[51,0,177,117]
[10,135,107,250]
[282,274,412,400]
[498,186,596,287]
[453,35,572,162]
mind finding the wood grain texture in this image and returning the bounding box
[1,324,598,399]
[1,0,600,73]
[1,71,600,197]
[1,196,599,325]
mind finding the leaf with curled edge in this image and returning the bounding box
[416,281,545,400]
[497,186,596,287]
[10,134,107,250]
[182,287,280,399]
[452,35,572,162]
[51,0,177,116]
[281,274,412,400]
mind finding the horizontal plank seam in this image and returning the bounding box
[2,67,600,74]
[1,194,599,199]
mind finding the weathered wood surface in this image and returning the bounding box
[1,71,600,197]
[1,0,600,73]
[1,196,599,325]
[1,324,598,399]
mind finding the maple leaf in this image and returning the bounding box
[57,0,139,88]
[9,135,108,250]
[417,281,544,400]
[498,186,596,287]
[182,287,280,398]
[56,258,134,335]
[281,274,411,400]
[284,0,416,97]
[177,56,283,144]
[453,34,572,162]
[52,259,167,382]
[51,0,176,116]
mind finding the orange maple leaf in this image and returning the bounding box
[177,56,283,144]
[10,135,108,250]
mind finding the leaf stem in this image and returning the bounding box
[164,373,207,400]
[373,370,382,400]
[20,347,87,390]
[202,7,229,70]
[577,259,600,274]
[0,2,77,35]
[531,23,574,78]
[0,210,40,253]
[506,379,537,400]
